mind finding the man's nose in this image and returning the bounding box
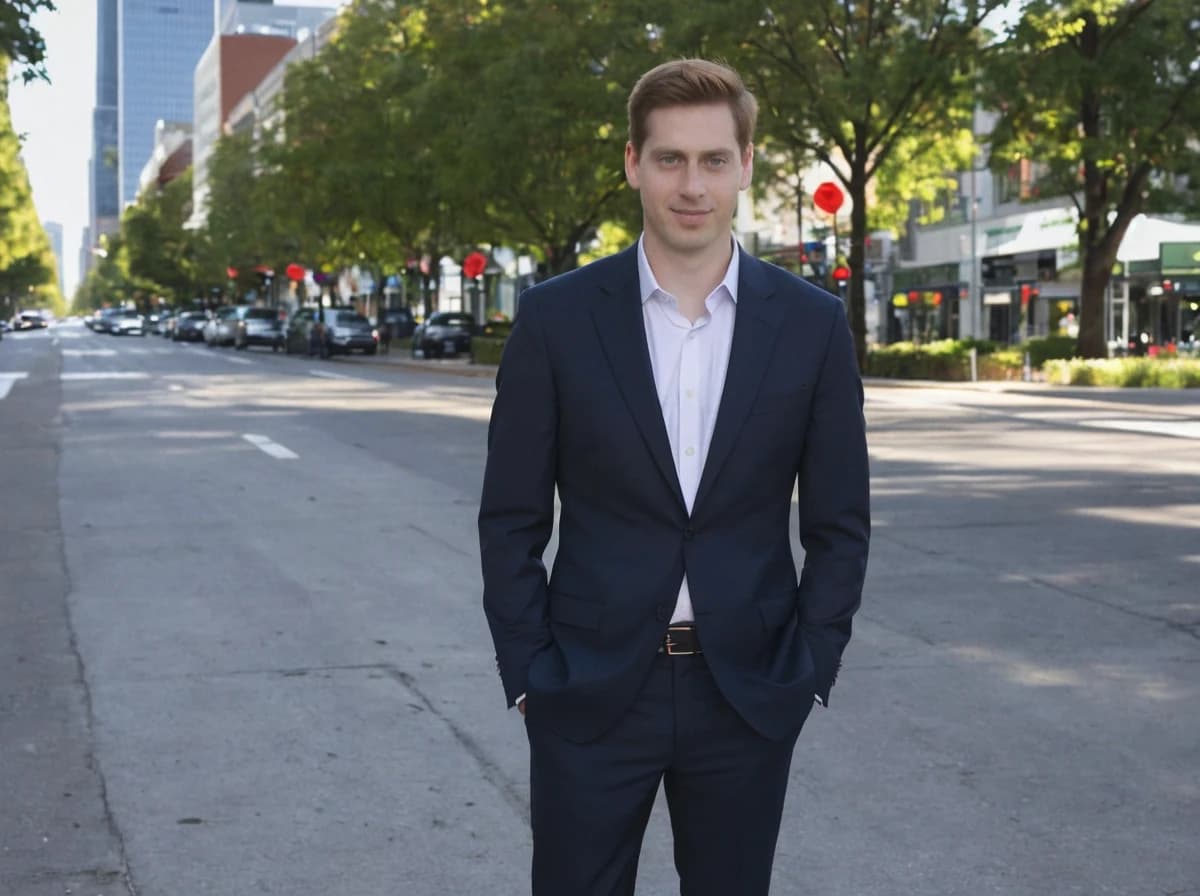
[680,162,706,197]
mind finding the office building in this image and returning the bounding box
[89,0,119,246]
[117,0,212,207]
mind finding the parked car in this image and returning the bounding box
[379,307,416,339]
[152,309,175,335]
[13,310,49,331]
[203,306,241,347]
[172,310,208,342]
[91,307,123,334]
[411,311,476,358]
[111,308,146,336]
[234,307,285,351]
[285,307,377,357]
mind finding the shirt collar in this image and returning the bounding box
[637,234,740,306]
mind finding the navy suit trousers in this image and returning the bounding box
[525,652,801,895]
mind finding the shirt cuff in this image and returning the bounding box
[514,693,526,709]
[814,694,825,707]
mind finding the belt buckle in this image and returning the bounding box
[664,624,695,656]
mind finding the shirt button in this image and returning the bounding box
[685,389,695,399]
[684,446,695,457]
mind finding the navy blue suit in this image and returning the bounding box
[479,245,869,894]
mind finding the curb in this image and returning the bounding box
[337,353,498,379]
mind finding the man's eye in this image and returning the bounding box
[659,155,679,165]
[707,157,728,167]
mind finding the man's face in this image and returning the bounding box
[625,102,753,258]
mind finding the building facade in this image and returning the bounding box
[89,0,120,256]
[190,3,335,226]
[117,0,212,207]
[137,121,193,197]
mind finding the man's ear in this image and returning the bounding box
[739,142,754,191]
[624,141,640,190]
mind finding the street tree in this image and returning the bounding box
[0,2,56,84]
[986,0,1200,358]
[413,0,646,275]
[0,61,60,317]
[692,0,1003,365]
[122,170,204,306]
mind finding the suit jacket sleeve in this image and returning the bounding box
[478,290,557,707]
[796,300,871,706]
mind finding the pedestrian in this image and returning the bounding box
[478,59,870,895]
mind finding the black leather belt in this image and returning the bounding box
[660,623,702,656]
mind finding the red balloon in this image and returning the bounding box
[285,263,306,282]
[462,251,488,280]
[832,265,851,282]
[813,181,844,215]
[226,266,238,279]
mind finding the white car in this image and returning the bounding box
[111,309,146,336]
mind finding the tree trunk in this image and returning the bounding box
[1077,246,1114,358]
[847,168,869,369]
[546,243,578,276]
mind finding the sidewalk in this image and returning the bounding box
[336,346,499,379]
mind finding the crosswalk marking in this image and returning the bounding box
[243,433,298,459]
[61,372,150,381]
[0,372,29,400]
[1079,418,1200,440]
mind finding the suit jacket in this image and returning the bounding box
[479,245,869,744]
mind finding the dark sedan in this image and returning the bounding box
[412,311,476,358]
[172,311,208,342]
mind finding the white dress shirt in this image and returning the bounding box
[638,235,739,624]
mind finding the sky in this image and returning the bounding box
[9,3,96,299]
[8,0,344,300]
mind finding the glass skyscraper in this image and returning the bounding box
[90,0,119,241]
[117,0,212,206]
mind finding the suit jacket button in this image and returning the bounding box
[683,527,695,540]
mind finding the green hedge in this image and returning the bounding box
[1023,335,1078,367]
[1043,358,1200,388]
[864,340,982,380]
[471,336,507,366]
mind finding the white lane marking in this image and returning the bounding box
[62,349,118,357]
[309,369,361,381]
[225,356,254,365]
[61,372,150,381]
[1079,419,1200,440]
[0,372,30,399]
[167,384,184,392]
[242,433,299,459]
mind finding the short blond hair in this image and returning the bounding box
[627,59,758,154]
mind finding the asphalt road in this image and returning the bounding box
[1,321,1197,895]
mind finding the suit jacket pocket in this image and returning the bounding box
[549,592,602,630]
[758,594,799,631]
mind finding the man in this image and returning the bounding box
[479,59,869,895]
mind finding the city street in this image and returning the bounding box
[1,321,1197,896]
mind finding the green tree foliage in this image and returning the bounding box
[121,169,204,306]
[986,0,1200,358]
[696,0,1003,366]
[0,2,56,84]
[413,0,647,275]
[0,61,60,317]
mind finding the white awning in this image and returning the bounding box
[1115,215,1200,263]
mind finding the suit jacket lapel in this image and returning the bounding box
[591,247,688,513]
[692,251,784,515]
